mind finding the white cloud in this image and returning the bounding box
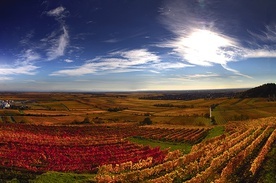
[18,49,40,65]
[244,49,276,58]
[8,50,41,76]
[149,70,160,74]
[46,26,69,60]
[44,6,70,60]
[152,62,193,70]
[47,6,65,17]
[112,49,160,65]
[64,59,74,63]
[51,49,160,76]
[0,6,70,80]
[103,38,120,43]
[0,76,13,81]
[221,64,252,79]
[20,31,35,46]
[16,6,70,64]
[249,24,276,43]
[184,73,220,79]
[167,73,221,82]
[50,63,95,76]
[51,49,196,76]
[0,64,38,76]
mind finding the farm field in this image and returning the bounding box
[0,92,275,125]
[0,92,275,182]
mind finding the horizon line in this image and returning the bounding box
[0,87,250,93]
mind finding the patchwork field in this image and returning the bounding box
[0,92,275,182]
[1,92,275,126]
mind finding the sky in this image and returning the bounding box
[0,0,276,91]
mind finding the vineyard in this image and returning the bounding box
[97,118,276,183]
[0,117,275,182]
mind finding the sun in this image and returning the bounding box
[178,29,235,66]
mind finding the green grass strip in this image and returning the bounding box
[204,125,225,140]
[128,137,192,154]
[30,171,96,183]
[255,139,276,182]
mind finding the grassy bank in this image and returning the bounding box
[128,137,192,154]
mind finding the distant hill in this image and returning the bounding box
[239,83,276,98]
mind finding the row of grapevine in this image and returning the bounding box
[214,126,272,182]
[136,127,210,143]
[0,123,209,144]
[96,118,276,182]
[185,125,269,183]
[148,127,263,182]
[249,128,276,175]
[0,141,167,173]
[98,150,182,175]
[0,116,14,123]
[0,124,168,173]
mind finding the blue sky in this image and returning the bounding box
[0,0,275,91]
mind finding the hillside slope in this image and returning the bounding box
[239,83,276,98]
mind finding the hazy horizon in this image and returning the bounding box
[0,86,251,93]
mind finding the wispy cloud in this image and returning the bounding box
[245,24,276,58]
[0,64,38,76]
[221,64,252,79]
[8,6,69,79]
[184,73,220,79]
[152,62,193,70]
[1,45,40,78]
[51,48,195,76]
[0,76,13,81]
[17,6,70,65]
[248,24,276,43]
[167,73,221,82]
[64,59,74,63]
[50,63,96,76]
[50,49,160,76]
[46,26,69,60]
[20,30,35,46]
[149,70,160,74]
[110,49,160,65]
[73,32,94,41]
[245,49,276,58]
[103,38,120,43]
[6,49,41,77]
[17,49,40,65]
[44,6,69,60]
[47,6,65,17]
[164,72,222,85]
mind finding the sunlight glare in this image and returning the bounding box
[180,29,234,66]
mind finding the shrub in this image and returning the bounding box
[140,117,152,125]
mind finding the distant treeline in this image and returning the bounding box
[153,103,194,108]
[107,107,128,112]
[140,90,239,100]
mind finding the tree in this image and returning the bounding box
[211,116,217,125]
[140,117,152,125]
[83,117,90,124]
